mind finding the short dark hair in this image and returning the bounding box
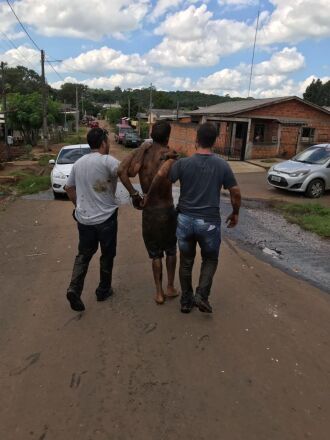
[197,122,217,148]
[87,128,108,150]
[151,121,171,144]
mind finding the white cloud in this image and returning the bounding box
[149,2,330,68]
[195,47,306,97]
[151,0,183,20]
[218,0,257,6]
[150,5,255,66]
[4,0,150,40]
[58,46,153,75]
[0,45,40,70]
[261,0,330,44]
[254,47,305,75]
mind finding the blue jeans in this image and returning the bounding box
[177,213,221,305]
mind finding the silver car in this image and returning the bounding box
[267,144,330,198]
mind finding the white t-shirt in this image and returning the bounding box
[67,152,120,225]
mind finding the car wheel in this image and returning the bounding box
[53,190,61,200]
[305,179,325,198]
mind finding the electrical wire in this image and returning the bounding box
[0,30,40,71]
[6,0,41,51]
[6,0,64,82]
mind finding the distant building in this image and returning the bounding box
[168,96,330,160]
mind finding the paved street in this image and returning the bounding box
[1,194,330,440]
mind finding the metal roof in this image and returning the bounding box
[188,96,330,116]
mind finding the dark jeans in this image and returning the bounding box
[177,213,221,305]
[67,210,118,298]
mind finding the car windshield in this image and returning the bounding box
[57,148,90,164]
[293,146,330,165]
[126,132,138,139]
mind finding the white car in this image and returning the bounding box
[267,144,330,198]
[49,144,91,198]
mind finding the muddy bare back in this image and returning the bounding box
[139,143,173,208]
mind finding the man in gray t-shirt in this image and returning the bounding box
[65,128,120,312]
[146,122,241,314]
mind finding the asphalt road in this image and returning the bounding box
[1,196,330,440]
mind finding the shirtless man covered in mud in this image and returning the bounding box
[118,121,178,304]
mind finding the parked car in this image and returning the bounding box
[123,131,142,148]
[49,144,91,198]
[267,144,330,198]
[115,123,134,144]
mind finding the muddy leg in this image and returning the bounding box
[166,254,178,298]
[152,258,165,304]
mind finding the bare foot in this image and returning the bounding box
[165,286,179,298]
[155,291,165,305]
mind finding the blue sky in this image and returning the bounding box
[0,0,329,97]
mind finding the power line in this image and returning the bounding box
[0,30,40,71]
[6,0,41,51]
[6,0,64,82]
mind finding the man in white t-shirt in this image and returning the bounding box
[65,128,120,311]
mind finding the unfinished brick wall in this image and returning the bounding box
[0,144,26,162]
[169,122,198,156]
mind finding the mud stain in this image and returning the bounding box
[93,180,108,193]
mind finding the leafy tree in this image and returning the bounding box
[2,64,47,95]
[153,91,174,109]
[106,107,122,124]
[120,96,139,118]
[7,92,60,145]
[303,79,325,106]
[58,83,88,105]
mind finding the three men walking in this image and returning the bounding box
[66,121,241,314]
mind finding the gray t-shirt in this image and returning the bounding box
[169,154,237,221]
[67,152,120,225]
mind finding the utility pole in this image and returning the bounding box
[1,61,10,159]
[149,83,153,124]
[75,86,79,134]
[41,50,48,151]
[248,1,261,98]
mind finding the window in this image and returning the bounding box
[301,127,315,143]
[253,124,265,143]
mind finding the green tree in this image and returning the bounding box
[106,107,122,124]
[120,96,139,118]
[7,92,60,145]
[2,65,46,95]
[303,79,324,106]
[153,91,174,109]
[58,83,88,105]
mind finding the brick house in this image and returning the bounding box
[168,97,330,160]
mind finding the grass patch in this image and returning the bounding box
[274,202,330,238]
[5,171,51,195]
[63,127,87,145]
